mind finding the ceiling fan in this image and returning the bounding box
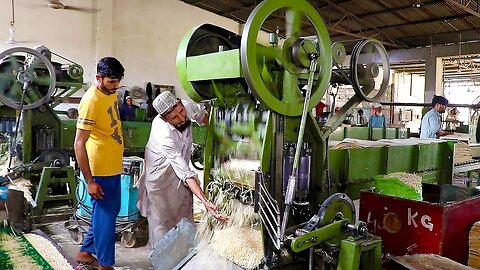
[47,0,67,9]
[46,0,97,12]
[18,0,97,13]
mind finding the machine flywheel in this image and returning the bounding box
[240,0,332,116]
[0,47,56,110]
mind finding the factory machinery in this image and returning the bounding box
[0,46,149,244]
[175,0,395,268]
[0,46,85,230]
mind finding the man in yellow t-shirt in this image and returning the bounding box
[74,57,124,270]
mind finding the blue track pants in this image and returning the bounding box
[80,175,121,266]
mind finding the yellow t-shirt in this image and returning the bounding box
[77,86,124,176]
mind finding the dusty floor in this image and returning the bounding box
[37,218,245,270]
[10,172,474,269]
[38,220,154,270]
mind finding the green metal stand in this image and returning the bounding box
[33,166,77,217]
[337,235,382,270]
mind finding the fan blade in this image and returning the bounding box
[64,5,99,13]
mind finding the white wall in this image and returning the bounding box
[0,0,97,86]
[0,0,241,99]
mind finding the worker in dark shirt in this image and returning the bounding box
[120,96,138,121]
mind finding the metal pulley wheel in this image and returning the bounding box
[36,147,70,167]
[317,193,356,248]
[177,24,242,102]
[240,0,332,116]
[67,64,84,80]
[350,39,390,102]
[331,42,346,65]
[0,47,56,110]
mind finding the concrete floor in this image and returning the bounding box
[38,221,153,270]
[37,217,243,270]
[27,167,244,270]
[10,173,473,270]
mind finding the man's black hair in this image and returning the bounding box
[432,95,448,106]
[97,57,125,79]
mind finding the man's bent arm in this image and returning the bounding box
[74,128,93,184]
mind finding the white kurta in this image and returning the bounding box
[136,100,206,245]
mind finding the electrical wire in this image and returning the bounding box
[70,174,143,236]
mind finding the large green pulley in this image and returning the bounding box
[241,0,332,116]
[0,47,56,110]
[176,24,242,103]
[318,193,355,248]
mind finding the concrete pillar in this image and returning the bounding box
[424,56,444,103]
[389,41,480,105]
[94,0,114,62]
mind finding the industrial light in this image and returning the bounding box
[413,2,423,8]
[6,0,16,44]
[6,22,17,44]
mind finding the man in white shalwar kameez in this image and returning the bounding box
[136,91,225,246]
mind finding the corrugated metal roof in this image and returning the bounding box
[179,0,480,82]
[180,0,480,51]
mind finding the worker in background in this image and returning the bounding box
[74,57,125,270]
[420,95,453,139]
[136,91,227,247]
[357,109,368,126]
[368,104,386,128]
[120,96,138,121]
[445,107,460,131]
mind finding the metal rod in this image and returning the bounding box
[309,248,314,270]
[10,0,15,24]
[7,81,27,171]
[281,56,318,242]
[380,102,480,108]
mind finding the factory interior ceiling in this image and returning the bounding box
[180,0,480,84]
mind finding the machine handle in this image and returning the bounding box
[281,56,318,242]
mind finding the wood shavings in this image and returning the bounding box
[8,178,36,207]
[375,172,423,200]
[330,138,450,149]
[454,141,474,164]
[383,172,422,191]
[469,221,480,268]
[0,233,42,270]
[195,185,263,269]
[209,227,263,269]
[211,160,257,189]
[392,253,473,270]
[24,233,73,270]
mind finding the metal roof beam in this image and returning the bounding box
[445,0,480,18]
[219,2,258,16]
[331,14,469,36]
[326,27,401,47]
[309,1,408,48]
[326,0,443,25]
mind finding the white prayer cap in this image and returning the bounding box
[153,91,178,115]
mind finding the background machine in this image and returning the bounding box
[0,46,149,244]
[177,0,390,268]
[0,46,84,229]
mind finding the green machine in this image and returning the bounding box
[0,47,151,230]
[177,0,389,268]
[0,46,85,228]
